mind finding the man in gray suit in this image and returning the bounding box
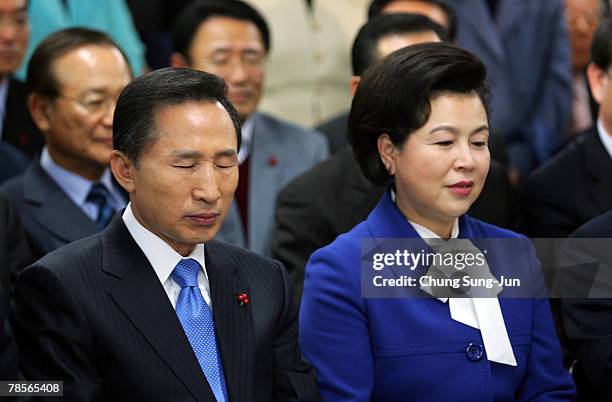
[170,0,328,257]
[0,28,131,257]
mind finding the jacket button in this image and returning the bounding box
[466,343,484,361]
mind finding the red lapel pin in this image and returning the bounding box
[236,292,249,307]
[267,155,278,167]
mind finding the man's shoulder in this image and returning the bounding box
[571,210,612,238]
[281,147,353,194]
[208,239,281,272]
[254,112,326,144]
[524,131,593,188]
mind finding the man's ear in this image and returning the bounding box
[110,150,136,194]
[28,93,52,133]
[170,52,189,68]
[377,133,397,176]
[349,76,361,96]
[587,62,608,105]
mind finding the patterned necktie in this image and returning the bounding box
[172,258,228,402]
[86,183,116,227]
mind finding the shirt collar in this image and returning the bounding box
[40,146,118,207]
[390,187,459,239]
[238,114,255,165]
[122,203,206,285]
[597,119,612,159]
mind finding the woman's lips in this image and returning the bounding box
[447,180,474,196]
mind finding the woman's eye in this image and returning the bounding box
[472,141,488,147]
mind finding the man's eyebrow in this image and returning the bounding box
[215,149,237,158]
[169,150,202,159]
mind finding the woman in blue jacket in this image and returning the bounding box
[299,43,575,401]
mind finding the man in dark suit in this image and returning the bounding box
[560,210,612,401]
[0,193,32,294]
[0,28,131,258]
[0,0,44,157]
[523,20,612,238]
[0,284,18,384]
[10,67,320,401]
[272,13,520,306]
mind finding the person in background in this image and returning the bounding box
[0,28,130,257]
[562,209,612,401]
[0,282,18,382]
[0,0,43,157]
[317,0,456,155]
[523,18,612,238]
[0,192,32,294]
[15,0,145,79]
[170,0,328,257]
[299,42,575,401]
[452,0,572,178]
[565,0,604,137]
[243,0,371,127]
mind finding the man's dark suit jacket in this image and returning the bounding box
[522,128,612,237]
[272,145,520,305]
[0,142,29,184]
[0,160,121,258]
[0,283,19,382]
[0,193,33,295]
[561,210,612,401]
[10,217,320,401]
[2,78,44,158]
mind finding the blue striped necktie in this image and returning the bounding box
[172,258,228,402]
[86,183,116,227]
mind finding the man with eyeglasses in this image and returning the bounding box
[170,0,328,257]
[0,28,131,258]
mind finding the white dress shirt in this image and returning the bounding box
[597,119,612,159]
[238,115,254,165]
[122,203,212,310]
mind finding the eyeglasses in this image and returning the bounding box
[56,93,118,114]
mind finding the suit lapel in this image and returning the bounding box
[585,131,612,213]
[206,241,255,402]
[248,113,284,254]
[102,219,216,401]
[23,162,101,243]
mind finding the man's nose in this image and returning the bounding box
[192,164,222,204]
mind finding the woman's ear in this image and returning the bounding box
[377,133,396,176]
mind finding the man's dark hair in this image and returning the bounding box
[172,0,270,63]
[26,27,129,97]
[113,67,242,166]
[352,13,449,76]
[367,0,456,40]
[348,42,488,185]
[591,17,612,70]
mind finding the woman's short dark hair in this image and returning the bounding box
[113,67,242,166]
[26,27,129,97]
[348,42,488,185]
[172,0,270,63]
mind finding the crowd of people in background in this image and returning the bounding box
[0,0,611,401]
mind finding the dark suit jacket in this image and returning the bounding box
[10,217,320,401]
[561,210,612,401]
[0,160,122,258]
[2,78,44,158]
[0,283,19,382]
[272,145,520,305]
[0,142,29,184]
[522,128,612,237]
[0,193,33,295]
